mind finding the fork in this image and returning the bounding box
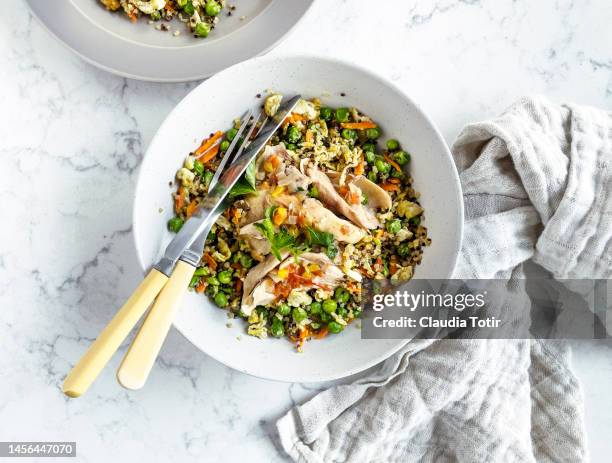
[114,109,268,390]
[61,110,268,396]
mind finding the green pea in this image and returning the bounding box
[308,185,319,198]
[220,140,230,152]
[202,170,214,189]
[319,107,333,120]
[353,308,362,319]
[386,139,400,151]
[310,322,321,330]
[270,318,284,337]
[375,157,391,174]
[214,292,228,308]
[365,151,376,164]
[362,195,368,205]
[205,230,216,243]
[226,128,238,141]
[367,171,377,183]
[293,307,308,322]
[342,129,357,141]
[398,243,410,257]
[167,216,184,233]
[207,276,220,286]
[409,216,421,226]
[183,1,195,15]
[320,312,332,323]
[195,22,210,37]
[362,142,376,153]
[337,307,348,318]
[194,267,209,276]
[366,127,381,139]
[189,276,199,288]
[391,169,404,179]
[205,1,221,16]
[193,160,204,176]
[150,10,161,20]
[392,150,410,165]
[322,299,337,314]
[334,287,350,304]
[335,108,350,123]
[286,125,302,144]
[220,285,233,294]
[177,0,188,6]
[309,301,322,314]
[277,303,291,316]
[217,270,232,284]
[386,219,401,234]
[327,321,344,334]
[286,143,297,151]
[240,254,254,268]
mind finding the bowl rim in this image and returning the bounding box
[25,0,316,82]
[133,53,464,382]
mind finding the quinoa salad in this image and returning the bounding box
[99,0,232,38]
[167,94,430,350]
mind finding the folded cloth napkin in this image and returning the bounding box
[277,96,612,462]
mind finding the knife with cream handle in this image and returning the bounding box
[62,94,300,397]
[116,96,300,390]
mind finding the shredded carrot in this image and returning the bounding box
[354,162,365,176]
[282,113,307,128]
[127,10,138,22]
[390,261,398,274]
[235,279,243,292]
[383,154,402,173]
[298,327,310,341]
[174,187,185,213]
[341,121,377,130]
[388,178,401,184]
[381,183,400,192]
[194,131,224,157]
[195,280,207,293]
[314,326,329,339]
[348,191,361,205]
[197,142,220,164]
[338,185,349,196]
[185,200,198,218]
[202,253,217,271]
[269,154,281,169]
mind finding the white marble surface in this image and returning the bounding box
[1,0,612,461]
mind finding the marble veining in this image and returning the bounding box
[1,0,612,461]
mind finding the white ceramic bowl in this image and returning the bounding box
[27,0,313,82]
[134,55,463,382]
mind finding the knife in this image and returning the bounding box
[62,95,301,397]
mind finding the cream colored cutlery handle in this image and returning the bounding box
[62,269,168,398]
[116,260,195,390]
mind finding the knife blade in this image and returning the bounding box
[154,94,302,275]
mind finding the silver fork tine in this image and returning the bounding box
[233,110,266,159]
[209,109,253,190]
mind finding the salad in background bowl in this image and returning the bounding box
[133,55,463,382]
